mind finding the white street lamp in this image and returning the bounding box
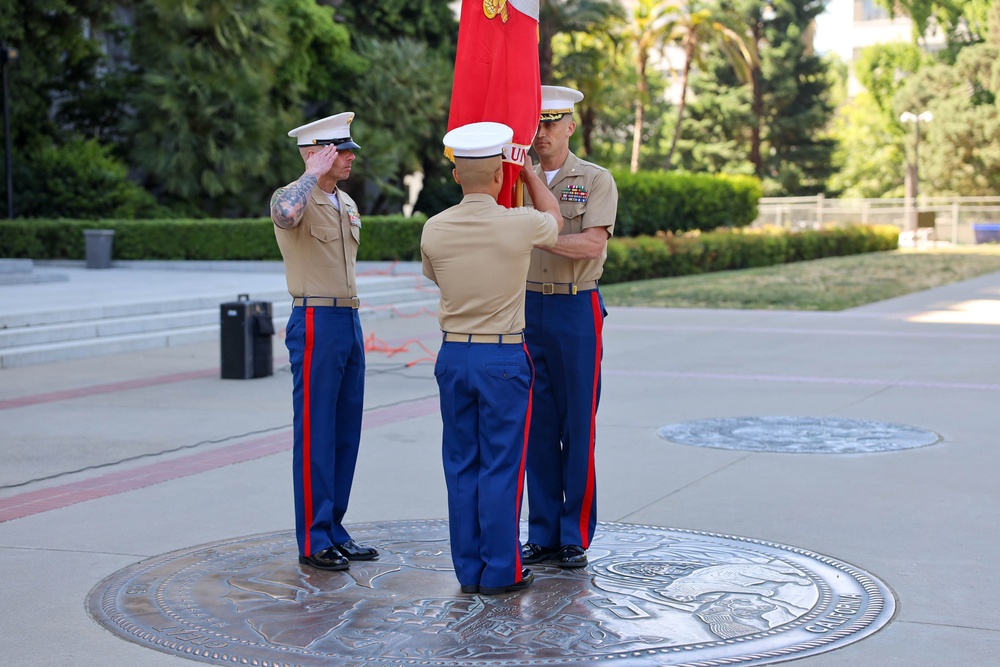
[899,111,933,243]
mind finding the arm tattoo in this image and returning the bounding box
[270,174,319,228]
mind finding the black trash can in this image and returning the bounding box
[220,294,274,379]
[83,229,115,269]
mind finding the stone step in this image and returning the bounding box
[0,275,439,369]
[1,325,223,368]
[0,259,69,286]
[0,302,296,350]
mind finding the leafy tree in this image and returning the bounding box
[966,0,997,41]
[0,0,125,153]
[550,20,627,156]
[873,0,991,47]
[539,0,626,83]
[589,49,672,171]
[14,138,161,218]
[894,43,1000,196]
[127,0,359,216]
[874,0,963,38]
[127,0,287,215]
[0,0,149,216]
[678,0,835,195]
[823,51,849,110]
[623,0,676,173]
[341,37,453,215]
[826,92,906,198]
[271,0,365,119]
[854,42,930,120]
[990,0,1000,45]
[674,68,756,178]
[288,0,456,217]
[329,0,457,51]
[662,0,755,169]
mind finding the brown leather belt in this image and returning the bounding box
[526,280,598,295]
[442,332,525,345]
[292,296,360,309]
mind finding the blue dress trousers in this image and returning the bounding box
[434,339,533,590]
[285,305,365,557]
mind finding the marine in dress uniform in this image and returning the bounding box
[420,122,563,595]
[521,86,619,569]
[270,112,379,571]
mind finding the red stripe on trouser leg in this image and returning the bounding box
[302,307,315,556]
[514,342,535,579]
[578,292,602,549]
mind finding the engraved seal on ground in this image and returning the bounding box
[88,520,896,666]
[658,416,940,454]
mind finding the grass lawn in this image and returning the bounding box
[600,245,1000,311]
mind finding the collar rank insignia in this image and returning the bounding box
[560,185,588,203]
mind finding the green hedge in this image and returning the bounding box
[611,171,762,236]
[1,218,898,285]
[601,225,900,284]
[0,216,426,261]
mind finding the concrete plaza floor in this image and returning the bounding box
[1,264,999,665]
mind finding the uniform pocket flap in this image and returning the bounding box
[310,225,340,243]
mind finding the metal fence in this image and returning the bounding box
[754,195,1000,245]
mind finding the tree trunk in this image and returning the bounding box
[581,105,596,156]
[665,39,695,171]
[750,66,762,177]
[630,100,644,173]
[538,0,555,84]
[749,22,763,178]
[539,26,555,83]
[631,56,647,174]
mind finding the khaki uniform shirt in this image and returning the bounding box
[421,193,558,334]
[526,152,618,284]
[272,185,362,298]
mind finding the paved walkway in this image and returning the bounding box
[1,263,999,665]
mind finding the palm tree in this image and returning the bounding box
[662,0,755,170]
[539,0,626,83]
[623,0,677,173]
[555,29,626,155]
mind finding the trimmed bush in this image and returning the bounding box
[11,138,163,219]
[611,171,762,236]
[0,215,426,261]
[600,225,900,284]
[0,218,899,285]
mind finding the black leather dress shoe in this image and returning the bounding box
[558,545,587,568]
[479,568,534,596]
[334,539,379,561]
[460,584,479,594]
[298,547,349,571]
[521,543,559,565]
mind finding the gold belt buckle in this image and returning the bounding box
[570,284,578,295]
[542,282,555,295]
[349,296,360,309]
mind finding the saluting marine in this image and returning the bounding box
[521,86,619,569]
[270,112,379,572]
[421,121,563,595]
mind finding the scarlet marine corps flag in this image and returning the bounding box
[448,0,541,208]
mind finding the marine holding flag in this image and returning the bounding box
[448,0,541,208]
[520,86,619,570]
